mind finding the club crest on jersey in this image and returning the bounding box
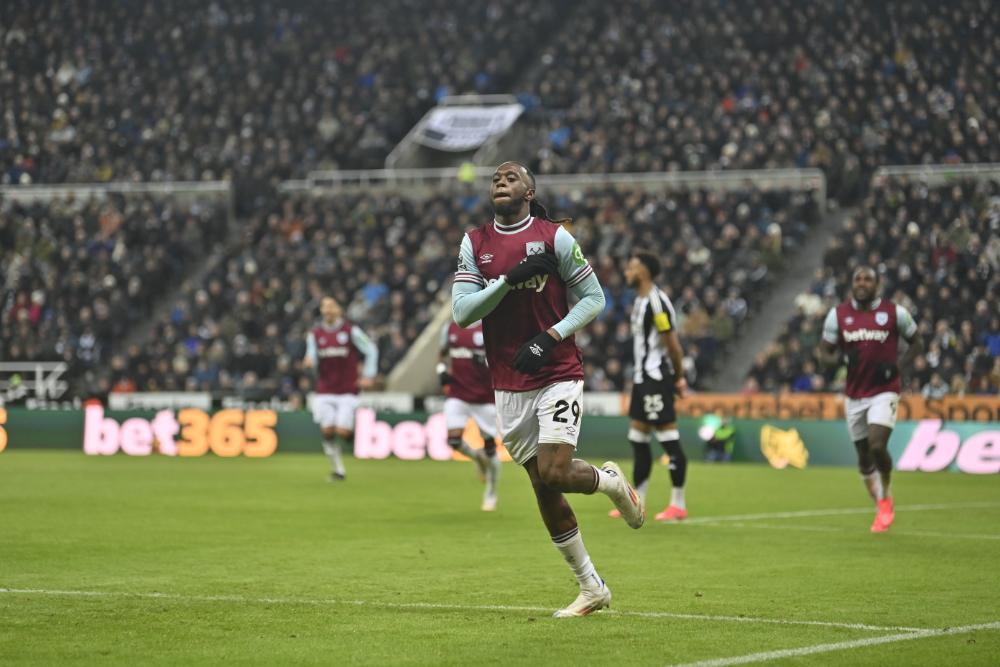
[875,312,889,326]
[337,332,349,344]
[479,253,494,264]
[845,317,854,324]
[473,331,484,346]
[525,241,545,256]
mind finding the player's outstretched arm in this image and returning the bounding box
[452,234,511,327]
[303,331,317,369]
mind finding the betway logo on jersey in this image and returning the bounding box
[842,329,890,343]
[487,275,548,292]
[318,347,350,358]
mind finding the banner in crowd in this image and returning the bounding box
[672,393,1000,422]
[415,104,524,152]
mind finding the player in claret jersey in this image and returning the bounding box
[438,319,502,511]
[818,267,922,533]
[303,296,379,481]
[452,161,643,618]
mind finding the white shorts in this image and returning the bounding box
[443,397,497,436]
[495,380,583,466]
[844,392,899,442]
[311,394,360,431]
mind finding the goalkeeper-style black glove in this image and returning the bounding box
[505,253,558,285]
[512,331,557,375]
[435,362,452,386]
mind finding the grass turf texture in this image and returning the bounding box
[1,451,998,666]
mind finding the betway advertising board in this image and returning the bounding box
[0,393,997,473]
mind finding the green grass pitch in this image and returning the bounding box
[1,450,998,665]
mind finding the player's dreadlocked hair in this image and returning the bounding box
[522,165,573,226]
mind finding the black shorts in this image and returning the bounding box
[629,377,677,425]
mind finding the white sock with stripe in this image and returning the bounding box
[551,527,602,591]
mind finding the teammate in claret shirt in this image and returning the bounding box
[452,161,643,618]
[818,266,922,533]
[303,296,379,481]
[438,319,502,511]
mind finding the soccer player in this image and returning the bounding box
[438,319,502,511]
[303,296,378,481]
[818,266,922,533]
[609,252,690,522]
[452,161,643,618]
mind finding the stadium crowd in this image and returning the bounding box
[521,0,1000,201]
[0,194,227,394]
[102,184,819,397]
[1,0,566,187]
[748,178,1000,396]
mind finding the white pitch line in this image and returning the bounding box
[0,588,927,633]
[713,522,1000,542]
[681,501,1000,525]
[668,621,1000,667]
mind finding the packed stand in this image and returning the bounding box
[130,191,470,397]
[520,0,1000,201]
[124,184,819,397]
[1,0,567,189]
[748,178,1000,395]
[0,194,228,395]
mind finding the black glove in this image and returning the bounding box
[875,361,899,382]
[512,331,557,374]
[505,253,558,285]
[436,362,452,386]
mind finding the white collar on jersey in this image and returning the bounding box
[850,298,882,311]
[493,214,534,235]
[319,318,345,331]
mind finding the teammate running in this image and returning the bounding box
[303,296,378,481]
[609,252,690,522]
[438,319,502,511]
[452,161,643,618]
[818,266,922,533]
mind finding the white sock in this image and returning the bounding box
[551,527,602,591]
[593,465,618,494]
[670,486,686,510]
[636,479,649,506]
[862,471,883,503]
[322,439,345,476]
[458,440,478,459]
[486,455,501,496]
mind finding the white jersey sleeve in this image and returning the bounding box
[896,304,917,340]
[822,307,839,344]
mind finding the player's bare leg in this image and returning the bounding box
[536,443,644,528]
[868,424,895,532]
[655,423,688,522]
[854,438,883,502]
[525,456,610,617]
[322,427,348,481]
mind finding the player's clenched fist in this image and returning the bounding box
[505,253,558,285]
[512,330,557,374]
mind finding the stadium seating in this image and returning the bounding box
[1,0,566,185]
[0,194,227,395]
[749,178,1000,395]
[519,0,1000,201]
[126,184,819,396]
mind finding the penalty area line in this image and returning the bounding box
[668,621,1000,667]
[0,587,926,633]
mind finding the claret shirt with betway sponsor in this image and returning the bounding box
[453,215,593,392]
[822,298,918,399]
